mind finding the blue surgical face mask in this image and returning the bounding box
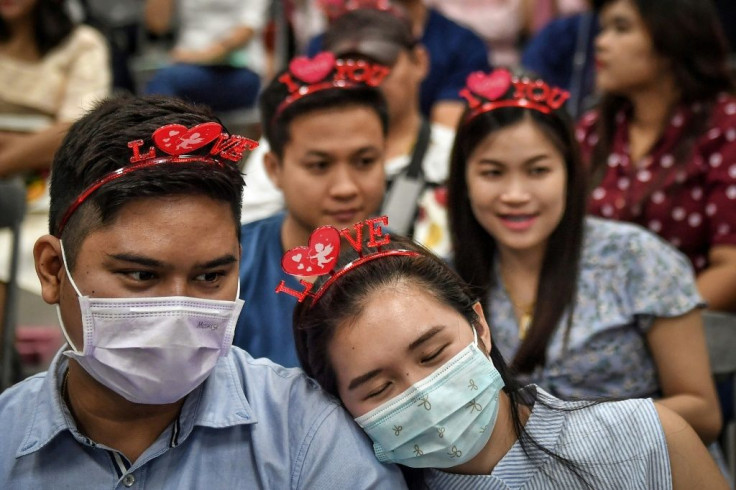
[354,329,505,468]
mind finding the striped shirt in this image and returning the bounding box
[426,386,671,489]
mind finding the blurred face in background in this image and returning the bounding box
[265,105,386,240]
[595,0,671,96]
[0,0,37,22]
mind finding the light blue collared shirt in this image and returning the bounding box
[0,347,407,489]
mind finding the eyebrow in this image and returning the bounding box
[407,325,444,351]
[304,146,381,158]
[477,154,552,167]
[346,325,446,391]
[106,253,237,269]
[348,368,383,391]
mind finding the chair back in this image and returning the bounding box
[0,178,26,391]
[704,311,736,375]
[703,310,736,480]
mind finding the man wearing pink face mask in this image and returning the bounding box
[0,95,406,489]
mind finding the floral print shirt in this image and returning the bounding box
[576,94,736,272]
[490,217,703,400]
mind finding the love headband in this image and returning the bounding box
[459,69,570,122]
[275,216,419,305]
[275,52,390,118]
[55,122,258,237]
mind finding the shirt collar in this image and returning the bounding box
[16,348,256,458]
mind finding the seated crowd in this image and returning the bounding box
[0,0,734,488]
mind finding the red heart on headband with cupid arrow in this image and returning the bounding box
[152,122,222,156]
[289,52,336,84]
[282,226,341,276]
[467,69,512,101]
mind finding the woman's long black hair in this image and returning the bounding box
[447,106,587,374]
[590,0,735,194]
[0,0,74,56]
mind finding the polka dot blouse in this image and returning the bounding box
[577,93,736,272]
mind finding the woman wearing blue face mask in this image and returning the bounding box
[291,233,726,489]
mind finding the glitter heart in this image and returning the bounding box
[466,69,512,101]
[282,226,341,276]
[152,122,222,156]
[289,52,336,84]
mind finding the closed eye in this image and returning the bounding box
[365,382,390,400]
[421,344,448,364]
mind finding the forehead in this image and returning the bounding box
[334,284,463,344]
[600,0,641,20]
[470,119,564,162]
[78,195,238,258]
[284,105,385,153]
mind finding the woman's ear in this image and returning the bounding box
[472,301,492,354]
[33,235,64,305]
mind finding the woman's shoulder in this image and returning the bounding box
[51,25,107,57]
[581,217,681,265]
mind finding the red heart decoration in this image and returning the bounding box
[282,226,341,276]
[467,69,512,101]
[289,52,336,84]
[152,122,222,156]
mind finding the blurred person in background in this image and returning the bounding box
[143,0,268,112]
[424,0,535,68]
[577,0,736,313]
[0,0,110,312]
[308,0,490,129]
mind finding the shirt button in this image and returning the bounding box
[122,474,135,487]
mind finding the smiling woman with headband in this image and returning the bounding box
[290,218,726,488]
[447,68,728,472]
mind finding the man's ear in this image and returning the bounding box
[34,235,64,305]
[472,301,492,354]
[264,151,283,190]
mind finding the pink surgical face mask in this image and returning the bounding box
[57,241,244,404]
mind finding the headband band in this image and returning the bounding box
[55,122,258,237]
[275,216,419,306]
[460,69,570,123]
[274,52,390,121]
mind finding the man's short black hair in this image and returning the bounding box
[50,95,245,270]
[259,62,389,159]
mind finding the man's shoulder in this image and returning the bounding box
[241,212,285,238]
[0,372,50,457]
[0,372,47,416]
[224,347,340,413]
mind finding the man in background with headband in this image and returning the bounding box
[0,95,406,488]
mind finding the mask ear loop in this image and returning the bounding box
[56,240,85,353]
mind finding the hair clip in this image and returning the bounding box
[275,216,419,305]
[275,52,390,118]
[459,69,570,122]
[55,122,258,237]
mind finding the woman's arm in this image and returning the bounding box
[697,245,736,312]
[171,25,255,64]
[0,123,71,177]
[647,309,722,444]
[654,404,728,489]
